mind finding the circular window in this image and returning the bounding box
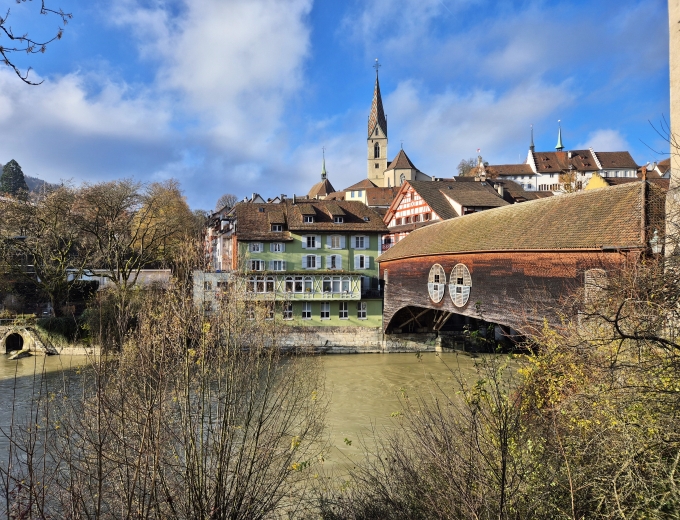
[428,264,446,303]
[449,263,472,307]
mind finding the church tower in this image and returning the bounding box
[367,60,388,186]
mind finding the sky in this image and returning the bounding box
[0,0,670,211]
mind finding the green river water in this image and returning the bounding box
[0,351,489,472]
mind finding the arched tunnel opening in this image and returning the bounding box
[386,306,524,352]
[5,333,24,352]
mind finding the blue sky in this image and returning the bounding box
[0,0,670,210]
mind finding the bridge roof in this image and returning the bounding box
[378,182,665,261]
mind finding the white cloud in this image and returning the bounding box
[575,129,629,152]
[384,79,575,173]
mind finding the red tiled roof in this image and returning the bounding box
[486,164,534,176]
[344,179,378,191]
[594,151,638,170]
[307,178,336,198]
[365,187,399,207]
[386,149,419,171]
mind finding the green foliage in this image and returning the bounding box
[0,159,29,199]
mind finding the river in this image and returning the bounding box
[0,351,493,474]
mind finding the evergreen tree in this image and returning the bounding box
[0,159,30,199]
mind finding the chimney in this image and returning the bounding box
[280,194,286,201]
[497,184,504,197]
[293,194,296,204]
[252,193,256,201]
[568,151,572,159]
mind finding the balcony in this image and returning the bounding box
[381,243,393,252]
[244,274,363,300]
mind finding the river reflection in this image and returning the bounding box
[0,351,491,473]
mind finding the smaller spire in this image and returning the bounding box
[530,124,535,152]
[321,147,327,181]
[555,120,564,151]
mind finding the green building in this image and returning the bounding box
[213,197,387,329]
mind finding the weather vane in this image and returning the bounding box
[374,58,381,72]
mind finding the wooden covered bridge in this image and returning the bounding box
[378,182,665,337]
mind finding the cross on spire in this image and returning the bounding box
[374,58,381,75]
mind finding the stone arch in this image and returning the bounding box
[1,328,32,354]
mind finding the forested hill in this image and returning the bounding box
[25,175,58,194]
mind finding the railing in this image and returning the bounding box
[382,243,392,252]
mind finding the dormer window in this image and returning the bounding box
[258,207,265,213]
[271,224,282,232]
[363,216,369,222]
[334,216,344,224]
[304,215,314,223]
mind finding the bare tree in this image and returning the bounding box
[0,1,72,84]
[215,193,238,213]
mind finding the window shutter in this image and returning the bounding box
[326,255,332,268]
[351,236,356,249]
[315,255,321,270]
[269,243,274,252]
[316,235,322,249]
[337,255,343,270]
[258,242,264,252]
[281,243,285,252]
[268,260,274,270]
[301,236,307,249]
[302,256,308,269]
[354,254,359,270]
[340,236,346,249]
[326,236,331,248]
[281,260,286,271]
[366,256,372,269]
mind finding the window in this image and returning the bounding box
[339,302,348,319]
[249,260,265,271]
[449,263,472,308]
[351,190,355,197]
[265,303,275,320]
[353,235,367,249]
[428,264,446,303]
[283,303,293,320]
[304,277,314,293]
[413,214,420,223]
[270,260,286,271]
[303,255,319,269]
[354,254,370,270]
[400,173,406,185]
[204,281,212,291]
[327,254,342,270]
[404,216,411,224]
[249,242,263,253]
[294,276,303,292]
[303,235,320,249]
[323,277,332,293]
[357,301,367,319]
[285,276,294,292]
[246,303,255,320]
[321,302,330,319]
[258,207,265,213]
[334,216,344,224]
[375,163,379,168]
[270,242,285,252]
[304,215,315,223]
[423,212,431,221]
[271,224,283,232]
[342,277,350,293]
[302,302,312,319]
[328,235,345,249]
[395,218,402,226]
[374,143,380,158]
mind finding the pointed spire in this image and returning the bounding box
[555,120,564,151]
[368,59,387,138]
[321,147,327,181]
[530,124,535,152]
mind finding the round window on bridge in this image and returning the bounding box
[449,263,472,308]
[427,264,446,303]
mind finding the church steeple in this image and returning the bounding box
[368,59,387,138]
[321,148,327,181]
[367,59,389,186]
[530,124,535,152]
[555,120,564,151]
